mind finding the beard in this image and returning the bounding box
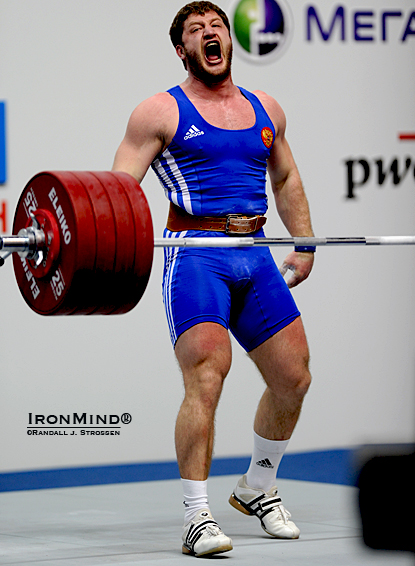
[184,42,233,85]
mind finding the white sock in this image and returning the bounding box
[245,432,289,492]
[181,479,209,525]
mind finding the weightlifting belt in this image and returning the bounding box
[166,203,267,235]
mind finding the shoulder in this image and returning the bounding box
[126,91,179,146]
[128,92,178,129]
[252,90,286,136]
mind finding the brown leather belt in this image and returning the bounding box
[166,203,267,235]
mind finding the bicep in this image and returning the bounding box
[112,134,161,185]
[255,91,296,191]
[267,135,297,193]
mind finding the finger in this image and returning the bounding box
[287,274,299,288]
[280,263,298,287]
[279,262,288,277]
[286,271,298,288]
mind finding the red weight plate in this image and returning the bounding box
[47,171,98,315]
[68,172,118,315]
[109,172,154,314]
[88,172,138,314]
[12,171,153,316]
[13,171,96,315]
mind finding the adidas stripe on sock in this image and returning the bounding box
[245,432,289,492]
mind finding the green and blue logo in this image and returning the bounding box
[229,0,293,63]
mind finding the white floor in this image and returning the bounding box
[0,475,413,565]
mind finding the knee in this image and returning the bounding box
[290,353,312,399]
[296,365,312,399]
[183,352,231,411]
[271,352,312,401]
[177,324,232,409]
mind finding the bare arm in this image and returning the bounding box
[255,91,314,288]
[112,92,178,183]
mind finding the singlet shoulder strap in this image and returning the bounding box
[167,85,190,104]
[238,87,269,117]
[167,85,201,122]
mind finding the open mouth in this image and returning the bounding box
[204,41,222,63]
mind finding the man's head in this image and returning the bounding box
[170,2,231,50]
[170,2,233,84]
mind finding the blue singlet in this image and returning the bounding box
[152,86,300,351]
[151,85,274,216]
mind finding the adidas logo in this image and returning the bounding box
[256,458,274,469]
[184,124,205,140]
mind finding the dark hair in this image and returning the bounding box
[169,1,231,48]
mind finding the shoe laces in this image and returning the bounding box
[204,523,223,537]
[261,491,292,524]
[273,503,291,524]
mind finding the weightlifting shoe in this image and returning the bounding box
[182,509,233,557]
[229,475,300,539]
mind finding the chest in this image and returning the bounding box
[170,93,271,166]
[188,96,256,130]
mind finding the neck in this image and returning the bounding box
[182,73,237,100]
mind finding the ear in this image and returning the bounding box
[176,44,185,61]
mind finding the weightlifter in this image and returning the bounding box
[113,1,314,557]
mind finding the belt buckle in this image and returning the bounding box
[225,214,258,235]
[225,214,242,235]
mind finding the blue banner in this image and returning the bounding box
[0,102,6,184]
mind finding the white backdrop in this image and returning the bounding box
[0,0,414,474]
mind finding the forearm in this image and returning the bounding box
[273,170,314,238]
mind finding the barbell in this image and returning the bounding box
[0,171,414,316]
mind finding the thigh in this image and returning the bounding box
[229,248,300,352]
[249,316,310,389]
[162,233,232,347]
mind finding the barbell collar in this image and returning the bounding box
[0,227,46,261]
[1,235,31,254]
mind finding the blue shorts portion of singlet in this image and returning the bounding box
[162,229,300,352]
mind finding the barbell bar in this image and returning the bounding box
[0,170,414,316]
[6,234,415,256]
[154,236,415,248]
